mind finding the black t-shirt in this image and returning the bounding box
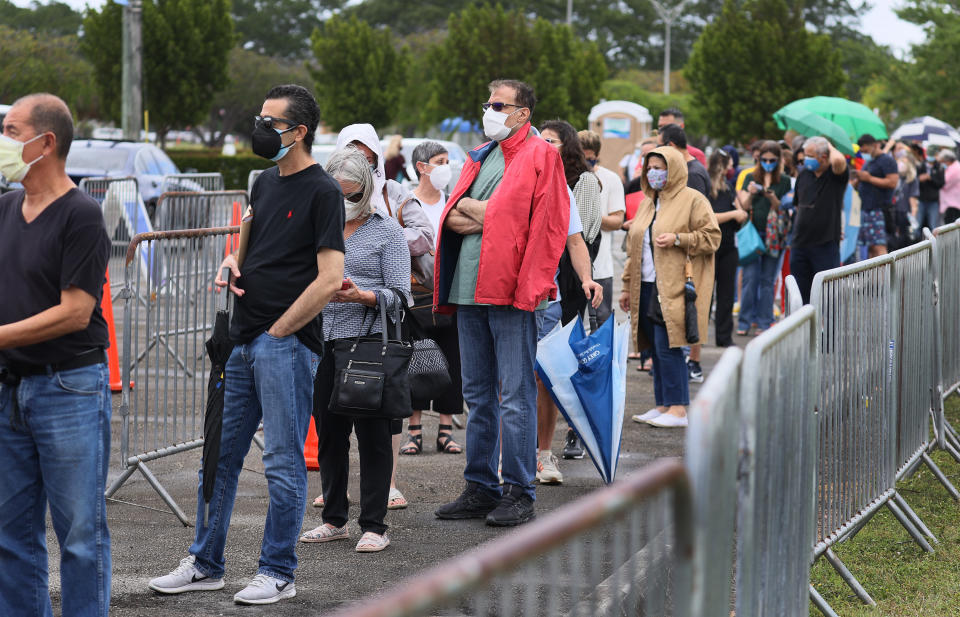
[709,188,738,252]
[858,153,898,212]
[918,161,944,202]
[686,159,710,197]
[792,166,850,248]
[0,188,110,365]
[231,164,345,352]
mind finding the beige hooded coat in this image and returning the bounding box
[622,146,721,349]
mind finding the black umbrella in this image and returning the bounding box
[684,262,700,344]
[202,268,234,525]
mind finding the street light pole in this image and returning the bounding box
[567,0,573,25]
[649,0,688,96]
[121,0,143,141]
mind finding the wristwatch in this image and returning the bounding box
[673,233,681,247]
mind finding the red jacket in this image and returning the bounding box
[434,123,570,313]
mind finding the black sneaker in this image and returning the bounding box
[688,360,704,383]
[562,429,585,460]
[485,485,536,527]
[435,482,500,519]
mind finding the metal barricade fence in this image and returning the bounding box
[155,190,249,231]
[889,241,959,500]
[105,225,239,525]
[326,459,694,617]
[810,256,935,615]
[159,172,224,194]
[784,274,803,316]
[928,222,960,460]
[736,306,819,617]
[248,168,264,196]
[685,347,741,617]
[78,176,146,294]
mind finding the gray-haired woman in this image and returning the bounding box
[300,147,411,553]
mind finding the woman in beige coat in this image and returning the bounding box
[618,146,721,427]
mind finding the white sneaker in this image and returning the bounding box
[148,555,224,594]
[536,450,563,484]
[647,413,688,428]
[632,408,661,424]
[233,573,296,605]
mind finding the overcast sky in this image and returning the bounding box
[16,0,927,55]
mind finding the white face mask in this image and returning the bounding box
[0,132,46,183]
[344,200,368,221]
[426,164,452,190]
[482,107,515,142]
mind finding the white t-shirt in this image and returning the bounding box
[641,200,659,283]
[418,191,447,239]
[592,165,626,280]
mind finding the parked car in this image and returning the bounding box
[65,139,199,217]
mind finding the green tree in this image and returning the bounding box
[0,25,98,117]
[309,14,408,130]
[423,4,606,130]
[0,0,83,37]
[81,0,235,144]
[685,0,845,143]
[600,79,704,139]
[232,0,346,59]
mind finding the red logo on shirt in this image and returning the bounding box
[287,210,293,219]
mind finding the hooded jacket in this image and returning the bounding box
[434,122,570,312]
[623,146,721,348]
[336,123,433,257]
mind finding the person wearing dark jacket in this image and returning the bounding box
[914,143,945,231]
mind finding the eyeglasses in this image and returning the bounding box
[481,102,522,113]
[760,157,779,164]
[254,115,300,131]
[543,137,562,145]
[343,191,364,203]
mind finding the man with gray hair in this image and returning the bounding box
[791,136,849,303]
[0,92,112,617]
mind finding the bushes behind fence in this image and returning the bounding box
[167,151,273,191]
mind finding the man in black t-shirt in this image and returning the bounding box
[853,134,899,258]
[149,85,345,605]
[791,136,850,304]
[0,94,112,616]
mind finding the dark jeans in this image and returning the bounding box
[638,282,689,407]
[790,242,841,305]
[313,341,393,536]
[713,246,738,346]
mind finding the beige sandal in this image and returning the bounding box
[356,531,390,553]
[300,523,349,543]
[387,487,408,510]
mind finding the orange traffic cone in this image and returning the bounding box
[101,268,127,392]
[304,416,319,471]
[224,200,242,259]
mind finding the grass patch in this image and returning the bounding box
[809,397,960,616]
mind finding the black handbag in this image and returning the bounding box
[644,211,667,327]
[390,288,452,402]
[329,291,413,419]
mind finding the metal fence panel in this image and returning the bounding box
[325,459,693,617]
[154,190,248,231]
[78,176,148,291]
[248,168,264,196]
[106,225,238,525]
[785,274,803,316]
[159,172,224,194]
[810,257,897,553]
[736,306,819,617]
[933,222,960,396]
[686,346,741,617]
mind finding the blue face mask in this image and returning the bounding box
[760,161,777,173]
[803,158,820,172]
[861,153,873,163]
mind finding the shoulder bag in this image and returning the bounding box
[388,288,452,402]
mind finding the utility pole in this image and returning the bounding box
[121,0,143,141]
[567,0,573,25]
[649,0,688,96]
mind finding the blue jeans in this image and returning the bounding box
[0,363,111,617]
[190,332,316,583]
[738,253,780,331]
[458,306,538,500]
[790,242,841,305]
[917,200,939,232]
[638,282,689,407]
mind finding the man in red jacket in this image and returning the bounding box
[433,79,569,526]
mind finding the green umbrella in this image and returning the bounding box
[774,96,888,140]
[772,108,856,156]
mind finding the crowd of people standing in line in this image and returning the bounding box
[5,77,960,614]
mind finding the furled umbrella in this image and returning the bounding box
[890,116,960,149]
[774,96,887,140]
[683,261,700,344]
[771,108,856,156]
[536,316,629,484]
[201,268,234,525]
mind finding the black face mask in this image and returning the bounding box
[251,123,296,161]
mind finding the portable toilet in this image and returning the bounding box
[587,101,653,179]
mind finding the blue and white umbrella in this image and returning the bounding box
[536,316,629,484]
[890,116,960,149]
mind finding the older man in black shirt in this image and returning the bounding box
[0,93,112,617]
[791,136,849,303]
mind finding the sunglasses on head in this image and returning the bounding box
[481,102,522,113]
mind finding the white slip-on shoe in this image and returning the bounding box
[632,408,661,424]
[148,555,224,594]
[300,523,349,543]
[647,413,689,428]
[233,573,296,605]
